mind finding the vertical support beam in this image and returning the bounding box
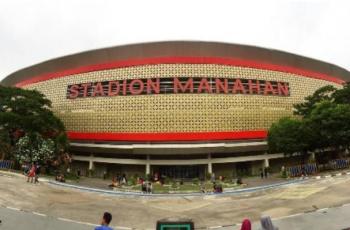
[208,153,213,174]
[89,154,94,170]
[264,158,269,168]
[88,154,94,177]
[146,154,150,175]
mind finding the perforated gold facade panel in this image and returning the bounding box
[23,64,341,133]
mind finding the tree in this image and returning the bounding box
[268,117,312,162]
[0,130,11,160]
[293,85,337,117]
[0,85,68,162]
[307,101,350,154]
[14,133,55,164]
[269,83,350,163]
[333,82,350,104]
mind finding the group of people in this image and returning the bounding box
[55,173,66,182]
[23,163,40,184]
[108,174,128,188]
[240,216,278,230]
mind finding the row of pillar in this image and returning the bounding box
[87,153,270,175]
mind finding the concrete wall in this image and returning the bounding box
[106,164,145,178]
[71,161,145,179]
[251,160,264,176]
[71,161,89,176]
[212,163,236,179]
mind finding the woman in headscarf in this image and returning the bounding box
[260,215,278,230]
[240,218,251,230]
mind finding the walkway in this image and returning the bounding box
[2,201,350,230]
[64,174,287,192]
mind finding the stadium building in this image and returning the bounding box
[2,41,350,179]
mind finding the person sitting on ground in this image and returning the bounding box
[95,212,113,230]
[108,177,118,188]
[141,181,147,193]
[212,182,217,192]
[240,218,251,230]
[55,174,65,183]
[259,215,278,230]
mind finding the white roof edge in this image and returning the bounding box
[70,141,267,149]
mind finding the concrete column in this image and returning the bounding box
[264,158,269,168]
[88,154,94,177]
[146,155,150,175]
[208,153,213,174]
[89,154,94,170]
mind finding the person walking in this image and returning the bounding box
[34,164,40,184]
[259,215,278,230]
[27,164,36,183]
[240,218,251,230]
[264,167,268,178]
[95,212,113,230]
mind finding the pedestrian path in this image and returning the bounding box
[48,177,308,197]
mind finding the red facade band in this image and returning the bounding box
[67,77,290,99]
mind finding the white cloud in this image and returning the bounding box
[0,0,349,81]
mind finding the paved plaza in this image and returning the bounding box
[1,171,350,229]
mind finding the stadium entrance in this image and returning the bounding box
[157,165,205,179]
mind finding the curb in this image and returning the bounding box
[0,170,25,178]
[48,178,308,197]
[310,171,350,180]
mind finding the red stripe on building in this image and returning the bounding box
[67,130,268,142]
[16,56,345,87]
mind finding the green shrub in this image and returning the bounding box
[206,173,212,181]
[164,176,172,184]
[128,177,137,186]
[171,181,178,189]
[145,174,152,181]
[192,178,200,185]
[281,169,287,178]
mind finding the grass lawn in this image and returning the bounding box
[132,181,243,194]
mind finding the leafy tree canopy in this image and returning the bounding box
[268,117,309,156]
[333,82,350,104]
[0,85,68,160]
[14,133,55,164]
[293,85,337,117]
[0,85,64,134]
[307,101,350,151]
[269,83,350,162]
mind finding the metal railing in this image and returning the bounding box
[0,160,14,170]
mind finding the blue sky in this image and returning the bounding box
[0,0,349,80]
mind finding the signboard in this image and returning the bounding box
[156,219,194,230]
[67,77,290,99]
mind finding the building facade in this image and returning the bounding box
[2,41,350,179]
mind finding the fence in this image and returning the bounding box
[328,159,349,170]
[0,160,14,170]
[287,163,317,177]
